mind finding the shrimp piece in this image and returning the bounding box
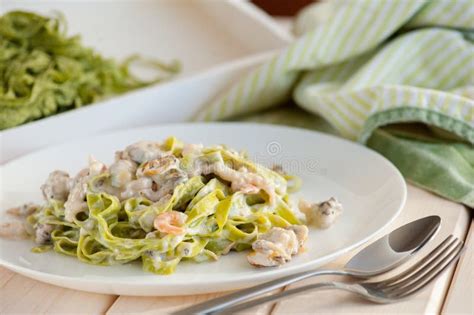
[208,163,276,203]
[232,167,259,194]
[238,183,260,194]
[153,211,188,235]
[238,173,275,204]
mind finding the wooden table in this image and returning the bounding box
[1,184,471,315]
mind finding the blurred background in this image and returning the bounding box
[253,0,315,16]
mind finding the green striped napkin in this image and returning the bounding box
[194,0,474,207]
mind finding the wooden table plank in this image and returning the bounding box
[106,293,224,315]
[0,266,15,287]
[0,267,117,315]
[442,221,473,315]
[271,185,471,315]
[106,290,279,315]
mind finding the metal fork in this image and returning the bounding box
[197,235,464,314]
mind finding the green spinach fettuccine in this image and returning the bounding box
[19,137,304,275]
[0,11,180,130]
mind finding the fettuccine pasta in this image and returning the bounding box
[13,137,309,274]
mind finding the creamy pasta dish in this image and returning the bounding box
[2,137,342,274]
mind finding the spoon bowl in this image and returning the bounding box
[344,215,441,277]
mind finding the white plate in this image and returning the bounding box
[0,123,406,296]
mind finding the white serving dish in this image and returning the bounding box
[0,0,290,162]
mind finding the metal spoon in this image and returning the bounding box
[173,215,441,315]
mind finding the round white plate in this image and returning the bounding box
[0,123,406,296]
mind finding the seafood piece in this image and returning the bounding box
[207,162,276,203]
[299,197,343,229]
[122,155,188,202]
[7,203,40,217]
[64,157,108,222]
[247,225,307,267]
[155,168,188,196]
[0,221,29,240]
[88,156,107,177]
[64,176,88,222]
[109,159,137,188]
[137,155,180,179]
[135,156,188,200]
[35,223,54,244]
[41,170,71,202]
[285,224,309,248]
[121,177,154,200]
[154,211,188,235]
[119,141,167,164]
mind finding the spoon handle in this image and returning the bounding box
[172,269,348,315]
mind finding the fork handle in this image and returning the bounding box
[172,269,348,315]
[216,282,344,314]
[217,281,371,314]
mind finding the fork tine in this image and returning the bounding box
[388,242,464,299]
[381,236,460,290]
[383,239,461,293]
[375,235,457,288]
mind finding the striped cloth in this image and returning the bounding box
[194,0,474,207]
